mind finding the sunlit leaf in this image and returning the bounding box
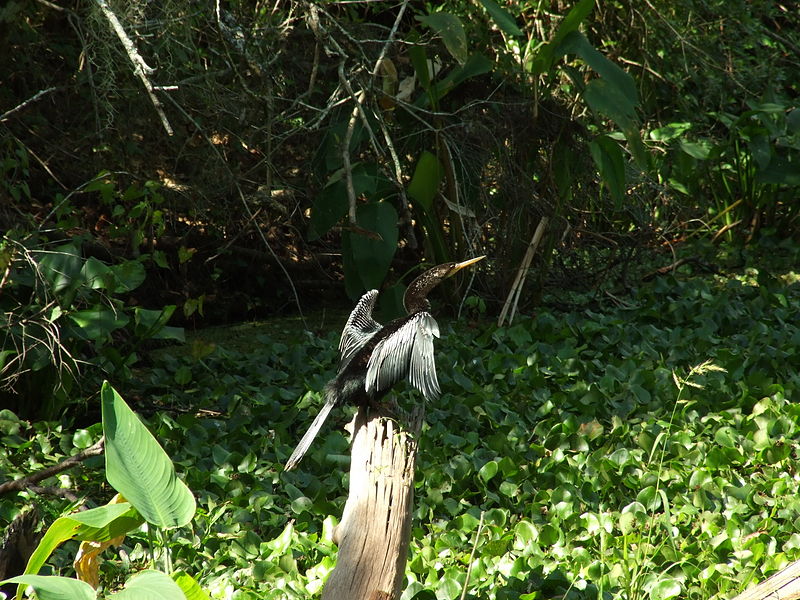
[102,382,196,528]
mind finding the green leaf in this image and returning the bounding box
[559,32,637,110]
[650,578,682,599]
[80,257,114,290]
[409,44,431,91]
[110,570,188,600]
[309,181,348,240]
[680,140,712,159]
[415,53,493,107]
[69,309,129,340]
[478,0,522,36]
[528,0,593,74]
[416,13,467,64]
[102,382,196,528]
[172,572,211,600]
[342,202,398,297]
[589,135,626,207]
[649,122,692,142]
[38,243,84,296]
[109,260,147,293]
[18,503,142,596]
[1,575,95,600]
[134,306,184,341]
[407,151,443,212]
[479,460,498,483]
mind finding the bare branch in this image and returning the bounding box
[0,438,105,496]
[0,87,58,122]
[93,0,174,135]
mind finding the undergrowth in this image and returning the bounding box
[1,249,799,599]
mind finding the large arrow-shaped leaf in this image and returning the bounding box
[1,575,95,600]
[102,382,196,528]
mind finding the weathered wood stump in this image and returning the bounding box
[730,559,800,600]
[321,404,422,600]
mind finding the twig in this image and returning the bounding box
[161,93,307,326]
[459,511,485,600]
[93,0,174,136]
[0,87,57,122]
[0,438,105,496]
[337,0,409,225]
[498,217,549,326]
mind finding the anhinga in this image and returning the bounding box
[284,256,485,471]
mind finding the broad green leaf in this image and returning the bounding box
[80,257,114,290]
[479,460,498,483]
[172,572,211,600]
[589,135,626,207]
[528,0,593,74]
[110,570,187,600]
[551,0,594,49]
[2,575,95,600]
[650,578,682,599]
[416,13,467,64]
[309,164,390,240]
[756,155,800,185]
[102,382,196,528]
[478,0,522,37]
[514,519,537,544]
[342,202,398,297]
[407,151,443,212]
[134,306,184,341]
[15,501,140,600]
[309,180,349,241]
[649,122,692,142]
[583,76,638,131]
[109,260,147,293]
[38,243,84,295]
[680,140,712,159]
[68,309,129,340]
[559,32,637,110]
[436,576,461,600]
[21,503,141,584]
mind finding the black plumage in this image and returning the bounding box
[284,256,484,471]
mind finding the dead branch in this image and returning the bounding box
[0,87,58,122]
[0,438,104,496]
[93,0,173,135]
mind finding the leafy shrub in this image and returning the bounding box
[0,232,182,420]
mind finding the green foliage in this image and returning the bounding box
[102,382,196,529]
[7,255,797,598]
[652,96,800,240]
[1,383,204,600]
[0,222,183,419]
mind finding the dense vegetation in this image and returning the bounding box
[1,0,799,598]
[2,243,800,598]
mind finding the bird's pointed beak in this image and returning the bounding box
[447,255,485,277]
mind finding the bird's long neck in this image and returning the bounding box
[403,270,441,314]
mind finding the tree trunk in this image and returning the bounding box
[322,404,422,600]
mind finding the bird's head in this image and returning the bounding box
[403,256,485,313]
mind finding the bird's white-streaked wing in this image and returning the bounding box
[338,289,381,370]
[365,311,441,400]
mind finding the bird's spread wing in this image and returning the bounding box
[338,289,381,370]
[365,311,441,400]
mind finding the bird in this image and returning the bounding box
[284,256,485,471]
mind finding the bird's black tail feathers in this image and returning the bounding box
[284,384,338,471]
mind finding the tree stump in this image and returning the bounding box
[321,404,422,600]
[730,559,800,600]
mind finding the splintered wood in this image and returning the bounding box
[322,405,422,600]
